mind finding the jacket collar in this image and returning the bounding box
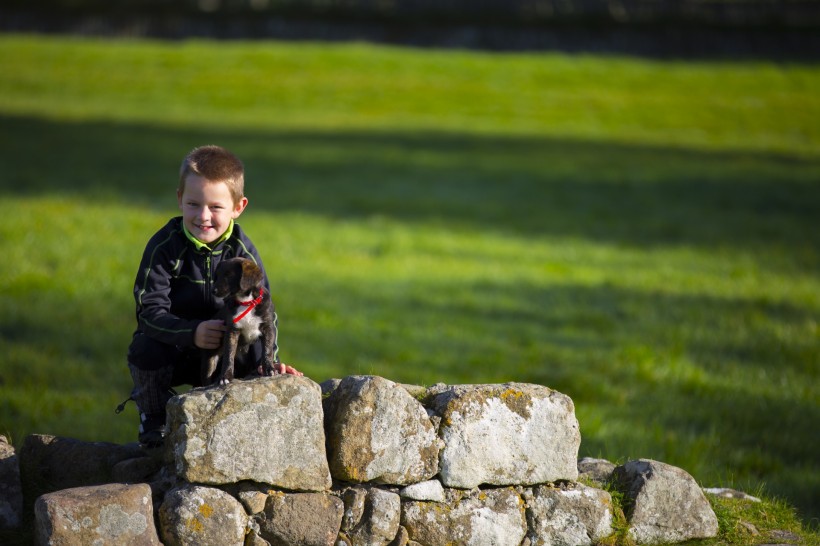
[182,219,235,251]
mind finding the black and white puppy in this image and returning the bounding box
[202,257,277,386]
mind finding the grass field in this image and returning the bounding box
[0,34,818,538]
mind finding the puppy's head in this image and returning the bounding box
[213,257,264,299]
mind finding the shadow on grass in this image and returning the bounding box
[1,114,819,262]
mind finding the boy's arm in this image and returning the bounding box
[133,244,201,348]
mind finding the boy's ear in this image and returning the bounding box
[239,260,263,293]
[232,197,249,219]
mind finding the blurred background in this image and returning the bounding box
[3,0,820,59]
[1,0,818,532]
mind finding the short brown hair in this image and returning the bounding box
[179,145,245,204]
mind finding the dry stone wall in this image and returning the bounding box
[3,375,721,545]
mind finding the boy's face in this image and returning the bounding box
[178,174,248,244]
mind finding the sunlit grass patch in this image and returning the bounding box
[0,35,817,529]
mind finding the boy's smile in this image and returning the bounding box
[178,174,247,245]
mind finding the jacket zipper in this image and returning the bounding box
[205,252,213,305]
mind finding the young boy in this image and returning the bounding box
[126,145,301,447]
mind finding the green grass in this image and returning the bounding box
[0,34,818,537]
[708,492,809,545]
[596,479,817,545]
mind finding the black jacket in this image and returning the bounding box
[131,217,277,356]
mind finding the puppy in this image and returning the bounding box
[202,257,278,386]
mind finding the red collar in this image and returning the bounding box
[233,288,265,324]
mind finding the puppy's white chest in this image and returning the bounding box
[233,309,263,342]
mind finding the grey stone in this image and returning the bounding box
[259,491,344,546]
[577,457,616,486]
[34,483,161,546]
[390,525,409,546]
[767,529,802,543]
[703,487,761,502]
[613,459,719,544]
[111,456,163,484]
[401,487,527,546]
[159,483,248,546]
[0,436,23,530]
[399,480,445,503]
[166,376,331,490]
[325,375,440,485]
[340,486,401,546]
[396,383,428,401]
[341,487,367,532]
[247,528,273,546]
[232,482,275,515]
[321,378,342,396]
[429,383,580,488]
[524,482,613,546]
[739,520,760,536]
[20,435,143,510]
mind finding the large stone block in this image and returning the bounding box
[159,484,248,546]
[325,375,440,485]
[612,459,719,544]
[34,483,160,546]
[401,487,527,546]
[259,491,344,546]
[524,482,613,546]
[166,376,331,490]
[429,383,580,488]
[339,485,401,546]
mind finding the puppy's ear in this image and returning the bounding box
[216,259,236,281]
[239,259,264,293]
[213,260,228,284]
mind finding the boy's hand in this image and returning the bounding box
[258,363,304,376]
[195,320,226,350]
[277,363,303,376]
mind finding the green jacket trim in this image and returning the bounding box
[182,219,235,251]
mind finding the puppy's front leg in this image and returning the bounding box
[202,353,220,386]
[220,330,240,385]
[259,320,277,376]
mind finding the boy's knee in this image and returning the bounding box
[127,333,178,371]
[128,363,175,416]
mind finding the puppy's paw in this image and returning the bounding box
[219,370,234,386]
[260,363,277,377]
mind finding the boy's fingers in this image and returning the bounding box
[269,363,304,376]
[207,320,227,331]
[251,363,305,377]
